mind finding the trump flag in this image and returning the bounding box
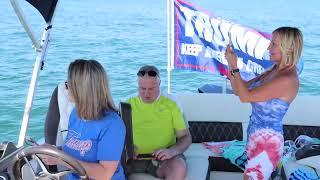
[173,0,274,80]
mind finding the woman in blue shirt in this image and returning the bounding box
[60,59,126,180]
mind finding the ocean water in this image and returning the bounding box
[0,0,319,143]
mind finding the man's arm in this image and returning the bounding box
[170,129,192,155]
[153,128,192,160]
[152,95,192,160]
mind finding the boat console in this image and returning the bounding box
[0,141,20,180]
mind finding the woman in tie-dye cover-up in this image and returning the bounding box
[224,27,304,180]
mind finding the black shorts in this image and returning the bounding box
[127,154,186,178]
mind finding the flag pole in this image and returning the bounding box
[167,0,174,94]
[166,0,171,94]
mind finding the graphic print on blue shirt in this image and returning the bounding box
[64,130,93,157]
[62,108,126,180]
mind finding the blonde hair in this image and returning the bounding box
[68,59,116,120]
[273,27,303,71]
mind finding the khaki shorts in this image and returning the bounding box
[127,154,186,178]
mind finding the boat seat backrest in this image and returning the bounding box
[176,93,320,142]
[119,102,134,176]
[56,83,74,146]
[189,121,243,143]
[176,93,320,174]
[282,95,320,140]
[177,93,250,141]
[284,125,320,141]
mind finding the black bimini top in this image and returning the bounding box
[26,0,58,23]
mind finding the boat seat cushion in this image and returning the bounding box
[186,143,243,173]
[128,144,210,180]
[128,173,161,180]
[283,125,320,141]
[184,143,212,157]
[128,157,209,180]
[188,121,243,143]
[187,121,244,173]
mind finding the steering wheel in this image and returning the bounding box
[9,145,89,180]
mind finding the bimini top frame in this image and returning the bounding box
[9,0,59,147]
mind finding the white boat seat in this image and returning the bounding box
[127,156,209,180]
[119,103,210,180]
[44,83,74,147]
[128,173,162,180]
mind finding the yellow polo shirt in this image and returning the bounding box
[127,95,187,154]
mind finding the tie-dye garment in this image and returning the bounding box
[245,79,289,180]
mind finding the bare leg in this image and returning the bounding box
[156,156,187,180]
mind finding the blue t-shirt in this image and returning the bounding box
[62,108,126,180]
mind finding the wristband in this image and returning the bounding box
[230,68,240,77]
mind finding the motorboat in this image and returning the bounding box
[1,0,319,179]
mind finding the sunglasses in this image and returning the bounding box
[137,70,158,77]
[65,81,69,90]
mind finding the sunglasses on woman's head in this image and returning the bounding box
[137,70,158,77]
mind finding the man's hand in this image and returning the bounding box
[152,148,178,161]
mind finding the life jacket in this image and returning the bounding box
[56,82,74,146]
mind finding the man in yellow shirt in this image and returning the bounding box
[127,65,192,180]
